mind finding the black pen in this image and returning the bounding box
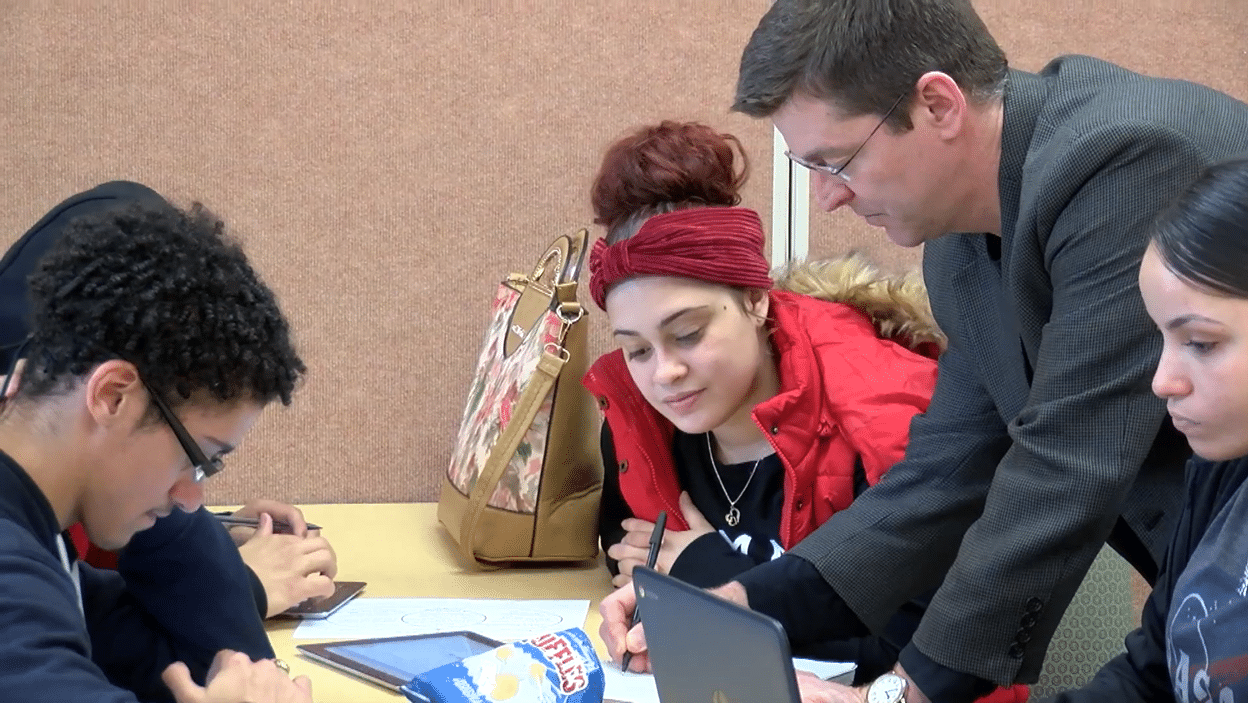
[621,510,666,672]
[215,515,322,534]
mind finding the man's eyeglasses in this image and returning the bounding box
[144,383,223,483]
[784,91,909,184]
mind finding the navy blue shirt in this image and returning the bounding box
[1044,455,1248,701]
[0,450,273,702]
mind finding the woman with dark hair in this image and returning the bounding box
[0,201,313,702]
[584,120,1026,701]
[1046,157,1248,701]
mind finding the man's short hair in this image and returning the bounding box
[733,0,1008,128]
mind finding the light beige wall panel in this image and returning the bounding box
[1,2,1244,504]
[0,2,774,503]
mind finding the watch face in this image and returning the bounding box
[867,674,907,703]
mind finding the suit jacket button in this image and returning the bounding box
[770,425,780,435]
[1026,597,1043,613]
[1007,643,1025,659]
[1020,614,1037,628]
[1016,630,1031,644]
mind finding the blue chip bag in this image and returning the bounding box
[401,627,604,703]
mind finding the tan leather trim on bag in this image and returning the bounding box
[455,346,565,565]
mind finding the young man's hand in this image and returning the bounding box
[163,650,312,703]
[237,513,337,617]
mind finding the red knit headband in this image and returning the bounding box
[588,206,773,310]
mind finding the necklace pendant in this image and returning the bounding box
[725,506,741,527]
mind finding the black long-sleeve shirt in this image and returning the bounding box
[599,422,933,682]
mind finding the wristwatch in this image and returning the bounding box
[866,673,908,703]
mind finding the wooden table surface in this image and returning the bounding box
[261,503,613,703]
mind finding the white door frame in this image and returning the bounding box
[770,126,809,266]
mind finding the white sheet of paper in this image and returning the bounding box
[794,657,856,682]
[292,598,590,642]
[603,665,659,703]
[602,658,856,703]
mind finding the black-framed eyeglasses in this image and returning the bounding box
[784,91,909,184]
[144,383,223,483]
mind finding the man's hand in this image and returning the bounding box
[598,582,650,672]
[706,580,750,608]
[227,499,314,545]
[236,513,337,617]
[163,650,312,703]
[796,670,864,703]
[797,666,930,703]
[608,492,715,587]
[600,576,752,674]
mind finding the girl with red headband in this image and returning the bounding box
[582,121,947,682]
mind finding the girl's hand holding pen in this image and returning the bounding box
[619,510,666,672]
[600,567,651,673]
[607,492,712,588]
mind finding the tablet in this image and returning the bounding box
[279,580,367,619]
[297,631,503,690]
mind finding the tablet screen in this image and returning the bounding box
[326,634,496,680]
[298,631,504,689]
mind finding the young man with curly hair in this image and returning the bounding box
[0,200,313,703]
[0,181,339,621]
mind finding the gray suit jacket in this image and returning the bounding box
[789,56,1248,684]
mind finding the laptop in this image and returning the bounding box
[632,566,803,703]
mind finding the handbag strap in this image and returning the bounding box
[457,345,568,565]
[503,229,588,358]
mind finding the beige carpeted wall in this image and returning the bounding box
[1,1,1245,507]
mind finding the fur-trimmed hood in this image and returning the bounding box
[772,254,946,357]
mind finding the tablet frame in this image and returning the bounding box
[278,580,368,619]
[296,630,503,690]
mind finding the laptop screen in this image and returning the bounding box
[633,567,804,703]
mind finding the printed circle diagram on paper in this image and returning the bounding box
[400,606,566,633]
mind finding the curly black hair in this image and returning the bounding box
[16,201,305,413]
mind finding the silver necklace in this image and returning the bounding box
[705,433,762,527]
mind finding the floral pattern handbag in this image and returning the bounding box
[438,229,603,565]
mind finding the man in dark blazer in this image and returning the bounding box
[598,1,1248,701]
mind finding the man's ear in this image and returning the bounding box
[912,71,968,140]
[84,360,145,429]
